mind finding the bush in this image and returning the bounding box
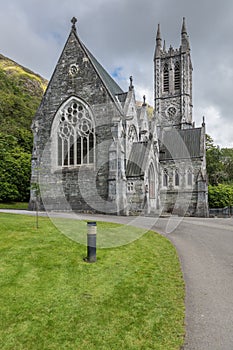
[0,182,19,202]
[208,184,233,208]
[0,134,31,202]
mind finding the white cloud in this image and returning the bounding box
[196,105,233,148]
[0,0,232,147]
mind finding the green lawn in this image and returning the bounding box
[0,202,29,210]
[0,214,185,350]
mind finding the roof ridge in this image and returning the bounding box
[83,44,124,96]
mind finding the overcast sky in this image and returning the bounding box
[0,0,232,147]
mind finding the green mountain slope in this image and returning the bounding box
[0,54,47,202]
[0,54,47,150]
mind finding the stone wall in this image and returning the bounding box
[29,30,123,213]
[159,158,207,216]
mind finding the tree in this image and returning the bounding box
[221,148,233,184]
[0,133,31,202]
[206,135,226,185]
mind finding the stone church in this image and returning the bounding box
[29,17,209,217]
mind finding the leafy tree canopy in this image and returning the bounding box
[206,135,233,208]
[206,134,233,185]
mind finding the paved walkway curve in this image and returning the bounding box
[1,210,233,349]
[154,217,233,350]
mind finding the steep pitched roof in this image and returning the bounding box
[83,46,124,97]
[45,24,125,112]
[160,128,202,160]
[126,142,150,177]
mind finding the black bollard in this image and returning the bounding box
[86,222,97,263]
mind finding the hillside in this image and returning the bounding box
[0,54,47,202]
[0,54,47,151]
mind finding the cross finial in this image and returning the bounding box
[71,17,77,31]
[202,116,205,127]
[129,76,134,91]
[142,95,146,106]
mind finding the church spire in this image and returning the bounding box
[181,17,187,35]
[155,24,162,59]
[156,23,162,42]
[181,17,190,51]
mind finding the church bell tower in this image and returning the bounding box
[154,18,193,129]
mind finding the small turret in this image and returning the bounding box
[154,24,162,59]
[181,17,190,52]
[138,95,149,141]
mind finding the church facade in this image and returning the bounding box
[29,18,209,217]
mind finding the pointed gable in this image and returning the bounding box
[41,23,124,114]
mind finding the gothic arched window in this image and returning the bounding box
[128,125,138,143]
[187,168,193,186]
[57,99,95,167]
[163,63,169,92]
[148,163,156,199]
[163,168,168,187]
[174,168,180,187]
[174,61,181,90]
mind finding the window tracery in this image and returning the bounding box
[57,99,95,167]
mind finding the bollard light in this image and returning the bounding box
[86,222,97,263]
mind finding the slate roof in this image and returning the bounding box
[116,92,128,103]
[83,45,124,98]
[126,142,150,177]
[159,128,202,160]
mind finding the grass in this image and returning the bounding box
[0,56,47,92]
[0,213,185,350]
[0,202,29,210]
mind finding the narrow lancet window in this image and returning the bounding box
[175,169,180,187]
[163,63,169,92]
[149,164,156,198]
[163,169,168,187]
[174,61,181,90]
[187,168,192,186]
